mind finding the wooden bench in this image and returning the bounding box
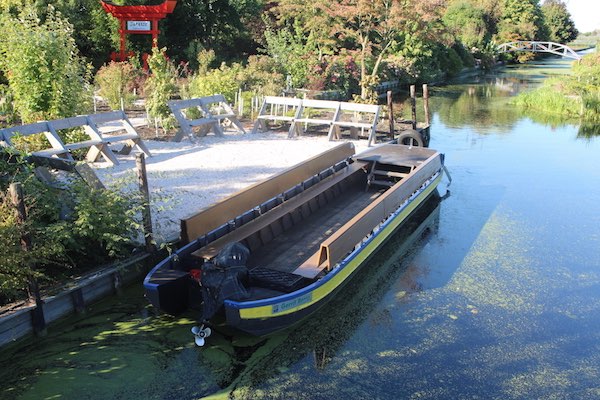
[85,111,152,162]
[252,96,303,134]
[200,94,246,133]
[0,119,116,163]
[0,121,72,159]
[0,112,151,166]
[289,99,341,138]
[169,95,245,142]
[251,96,381,145]
[329,102,380,146]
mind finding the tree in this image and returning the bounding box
[1,0,118,69]
[0,6,91,123]
[541,0,578,43]
[317,0,427,99]
[497,0,548,43]
[162,0,263,64]
[443,0,489,50]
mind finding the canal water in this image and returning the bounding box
[2,56,599,399]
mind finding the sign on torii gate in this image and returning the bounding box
[101,0,177,65]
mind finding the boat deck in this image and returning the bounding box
[248,187,383,274]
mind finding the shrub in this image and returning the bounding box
[0,85,17,126]
[95,61,137,110]
[145,47,178,131]
[0,6,92,123]
[0,150,139,305]
[188,62,242,103]
[239,55,285,96]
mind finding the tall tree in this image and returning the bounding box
[541,0,578,43]
[443,0,489,50]
[497,0,548,42]
[1,0,117,69]
[0,6,91,122]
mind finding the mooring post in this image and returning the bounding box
[136,154,155,253]
[9,182,47,336]
[410,85,417,130]
[387,90,395,140]
[423,84,430,125]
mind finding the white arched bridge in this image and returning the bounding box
[497,41,582,60]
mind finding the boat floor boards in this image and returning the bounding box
[247,187,384,275]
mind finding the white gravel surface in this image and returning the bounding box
[92,130,370,243]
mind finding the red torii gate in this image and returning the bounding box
[101,0,177,65]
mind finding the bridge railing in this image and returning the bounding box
[497,41,581,60]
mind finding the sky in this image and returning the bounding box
[564,0,600,33]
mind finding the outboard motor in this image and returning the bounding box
[200,242,251,321]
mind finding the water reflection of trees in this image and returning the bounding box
[414,75,598,138]
[431,83,518,133]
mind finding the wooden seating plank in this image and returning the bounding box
[169,95,245,142]
[252,96,303,134]
[86,111,151,161]
[250,96,380,144]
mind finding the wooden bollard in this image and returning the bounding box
[423,84,430,124]
[136,154,155,253]
[410,85,417,130]
[387,90,395,140]
[10,182,47,336]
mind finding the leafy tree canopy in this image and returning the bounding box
[541,0,578,43]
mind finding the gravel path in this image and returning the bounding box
[92,130,370,243]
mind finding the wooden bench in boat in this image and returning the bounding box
[298,148,444,275]
[169,95,245,142]
[180,142,357,244]
[252,96,303,134]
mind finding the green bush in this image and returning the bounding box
[145,47,178,131]
[0,85,17,126]
[514,52,600,121]
[239,55,285,96]
[189,62,242,103]
[95,61,138,110]
[0,6,92,123]
[0,150,139,305]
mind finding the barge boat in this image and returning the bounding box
[144,143,446,338]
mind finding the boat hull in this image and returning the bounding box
[223,172,442,336]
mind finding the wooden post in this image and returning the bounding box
[410,85,417,130]
[423,84,430,125]
[136,154,155,252]
[10,182,47,335]
[387,90,395,140]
